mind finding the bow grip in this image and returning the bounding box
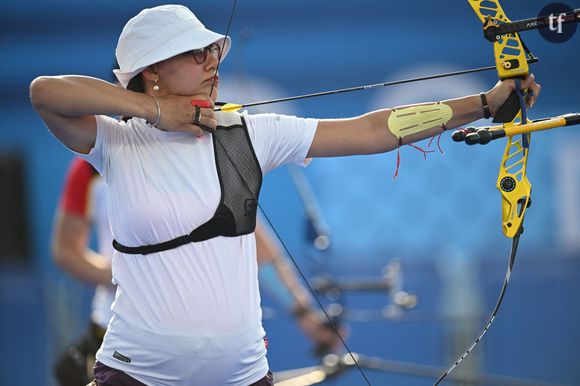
[493,85,535,124]
[493,91,520,123]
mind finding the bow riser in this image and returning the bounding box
[470,0,533,239]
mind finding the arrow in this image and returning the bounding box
[215,59,538,112]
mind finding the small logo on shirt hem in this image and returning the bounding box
[113,350,132,363]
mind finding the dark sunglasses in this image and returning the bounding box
[190,43,222,64]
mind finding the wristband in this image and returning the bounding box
[480,92,491,119]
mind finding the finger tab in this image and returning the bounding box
[191,99,211,108]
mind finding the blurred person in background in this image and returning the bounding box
[52,157,112,386]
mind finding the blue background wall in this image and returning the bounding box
[0,0,579,385]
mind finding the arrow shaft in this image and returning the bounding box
[242,65,496,107]
[219,57,539,112]
[217,61,540,112]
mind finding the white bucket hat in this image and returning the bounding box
[113,4,231,88]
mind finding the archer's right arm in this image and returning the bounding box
[29,76,155,154]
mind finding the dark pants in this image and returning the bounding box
[90,362,146,386]
[90,361,274,386]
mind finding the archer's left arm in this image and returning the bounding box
[307,75,540,158]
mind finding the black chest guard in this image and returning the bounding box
[113,112,262,255]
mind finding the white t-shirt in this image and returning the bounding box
[81,112,317,386]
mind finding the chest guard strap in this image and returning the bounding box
[113,112,262,255]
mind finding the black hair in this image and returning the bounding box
[126,73,145,93]
[121,74,145,122]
